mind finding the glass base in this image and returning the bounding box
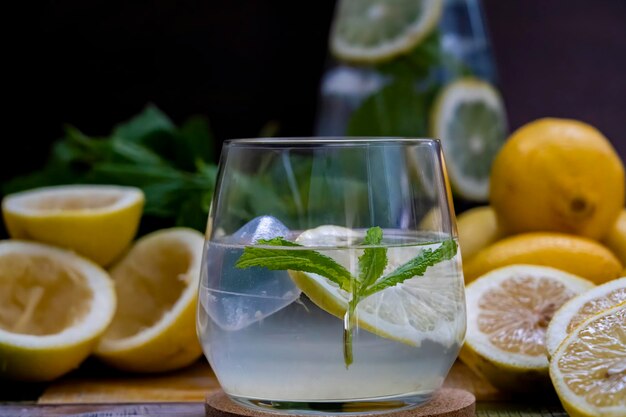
[228,393,434,416]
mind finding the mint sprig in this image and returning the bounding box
[235,227,457,367]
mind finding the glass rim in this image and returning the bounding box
[223,137,440,147]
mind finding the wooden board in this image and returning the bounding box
[38,360,500,404]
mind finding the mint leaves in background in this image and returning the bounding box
[3,105,217,232]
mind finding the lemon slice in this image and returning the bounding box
[95,228,204,372]
[546,277,626,357]
[431,77,507,201]
[461,265,594,391]
[550,303,626,417]
[330,0,443,64]
[2,185,144,266]
[290,225,465,348]
[0,241,116,381]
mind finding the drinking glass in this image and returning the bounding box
[198,138,466,415]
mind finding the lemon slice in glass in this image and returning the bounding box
[550,303,626,417]
[95,228,204,373]
[2,185,144,266]
[290,225,465,348]
[431,77,507,201]
[330,0,443,64]
[0,241,116,381]
[461,265,594,391]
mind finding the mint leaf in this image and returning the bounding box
[362,239,457,297]
[112,104,175,143]
[357,226,387,289]
[235,237,353,291]
[235,230,457,368]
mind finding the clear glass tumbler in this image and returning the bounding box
[198,138,466,415]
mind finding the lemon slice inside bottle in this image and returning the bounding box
[330,0,443,64]
[289,225,465,348]
[430,77,507,201]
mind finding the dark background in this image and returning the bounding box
[2,0,625,183]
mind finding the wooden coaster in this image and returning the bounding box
[205,388,475,417]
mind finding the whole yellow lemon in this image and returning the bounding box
[490,118,624,240]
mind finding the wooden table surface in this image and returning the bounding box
[0,360,567,416]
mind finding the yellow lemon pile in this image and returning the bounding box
[458,118,625,282]
[456,118,626,411]
[1,185,205,381]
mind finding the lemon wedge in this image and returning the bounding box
[330,0,443,64]
[0,241,116,381]
[461,265,594,391]
[290,225,465,348]
[95,228,204,372]
[2,185,144,266]
[546,277,626,357]
[550,303,626,417]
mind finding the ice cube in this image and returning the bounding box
[229,215,290,244]
[200,216,301,331]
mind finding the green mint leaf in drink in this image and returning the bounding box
[235,237,353,292]
[357,226,387,289]
[361,239,457,298]
[235,227,458,368]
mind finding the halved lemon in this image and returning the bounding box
[290,225,466,348]
[0,241,116,381]
[461,265,594,391]
[330,0,443,64]
[550,303,626,417]
[95,228,204,373]
[2,185,144,266]
[430,77,507,201]
[546,277,626,357]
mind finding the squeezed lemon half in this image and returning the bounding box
[95,228,204,373]
[2,185,144,266]
[0,241,116,381]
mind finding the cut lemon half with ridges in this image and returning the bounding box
[431,77,507,201]
[95,228,204,373]
[0,241,116,381]
[461,265,594,391]
[550,303,626,417]
[290,225,466,348]
[2,185,144,266]
[330,0,443,64]
[546,277,626,357]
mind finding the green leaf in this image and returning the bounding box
[112,104,175,143]
[177,116,215,168]
[109,138,168,166]
[346,78,429,137]
[357,227,387,288]
[362,239,457,297]
[236,237,353,291]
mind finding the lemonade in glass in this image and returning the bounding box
[197,138,466,414]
